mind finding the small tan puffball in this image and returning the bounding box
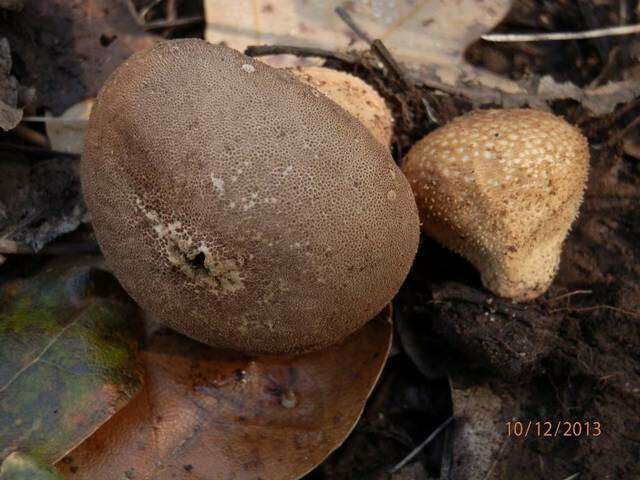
[402,109,589,300]
[288,66,393,147]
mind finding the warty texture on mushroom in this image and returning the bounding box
[402,108,589,301]
[81,39,420,354]
[287,66,394,147]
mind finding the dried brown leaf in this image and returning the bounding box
[56,310,392,480]
[0,38,21,131]
[44,98,95,154]
[449,384,511,480]
[0,157,86,252]
[204,1,638,114]
[204,0,512,70]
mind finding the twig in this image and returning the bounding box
[371,39,413,89]
[332,7,415,90]
[125,0,140,25]
[620,0,629,25]
[422,98,440,125]
[334,6,373,44]
[549,305,640,318]
[165,0,177,22]
[142,15,202,30]
[482,23,640,42]
[588,45,622,88]
[577,0,610,61]
[334,6,439,125]
[126,0,202,31]
[544,289,593,304]
[139,0,164,21]
[244,45,357,64]
[561,474,580,480]
[0,239,99,255]
[12,124,50,148]
[608,96,640,122]
[368,37,439,124]
[0,143,79,158]
[482,436,511,480]
[388,416,454,473]
[607,115,640,146]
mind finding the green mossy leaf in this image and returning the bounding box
[0,261,144,464]
[0,452,63,480]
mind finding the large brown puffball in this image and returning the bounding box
[82,39,419,354]
[402,109,589,301]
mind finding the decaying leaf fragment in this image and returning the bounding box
[0,156,86,253]
[56,309,393,480]
[0,37,22,131]
[448,384,513,480]
[43,98,95,154]
[0,261,143,464]
[0,452,63,480]
[205,0,512,71]
[205,0,637,115]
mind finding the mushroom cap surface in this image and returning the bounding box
[402,108,589,300]
[287,66,393,147]
[82,39,419,354]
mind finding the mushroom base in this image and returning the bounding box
[479,233,565,301]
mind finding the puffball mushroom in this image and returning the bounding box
[402,109,589,301]
[82,39,420,354]
[288,66,393,147]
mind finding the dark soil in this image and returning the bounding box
[304,2,640,479]
[466,0,640,87]
[308,110,640,479]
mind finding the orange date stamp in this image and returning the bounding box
[505,420,602,438]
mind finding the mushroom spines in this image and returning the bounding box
[402,108,589,301]
[82,39,419,354]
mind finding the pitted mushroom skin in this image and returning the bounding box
[402,108,589,301]
[82,39,420,354]
[288,66,393,147]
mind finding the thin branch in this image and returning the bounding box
[368,38,439,123]
[142,15,202,31]
[482,436,511,480]
[0,239,99,256]
[371,39,413,89]
[139,0,164,21]
[561,474,581,480]
[12,124,50,148]
[388,416,454,473]
[544,289,593,304]
[125,0,202,30]
[244,45,357,64]
[334,6,373,44]
[0,143,79,158]
[607,115,640,146]
[333,6,416,91]
[549,305,640,318]
[482,23,640,42]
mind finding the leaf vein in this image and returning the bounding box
[0,311,84,393]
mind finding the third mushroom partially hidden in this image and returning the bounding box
[402,109,590,301]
